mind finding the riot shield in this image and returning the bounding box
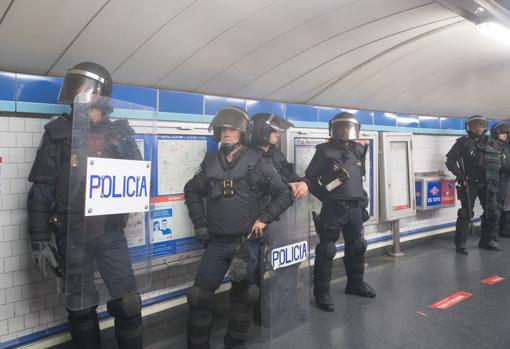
[260,196,310,342]
[65,94,155,310]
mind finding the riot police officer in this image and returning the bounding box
[27,62,144,349]
[490,122,510,238]
[251,113,309,198]
[184,107,293,349]
[305,112,376,313]
[446,115,502,254]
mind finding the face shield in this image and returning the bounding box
[58,69,107,104]
[330,119,360,141]
[266,114,293,134]
[209,107,250,143]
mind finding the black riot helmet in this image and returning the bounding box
[490,121,510,138]
[329,112,360,141]
[209,106,251,143]
[465,115,488,138]
[251,113,294,146]
[58,62,113,104]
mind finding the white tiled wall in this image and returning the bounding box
[0,116,480,346]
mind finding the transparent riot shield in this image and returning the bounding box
[260,196,310,342]
[65,93,155,310]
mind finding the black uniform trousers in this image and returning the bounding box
[314,202,365,294]
[56,224,142,349]
[496,174,510,237]
[456,180,499,247]
[188,236,261,349]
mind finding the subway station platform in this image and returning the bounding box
[53,232,510,349]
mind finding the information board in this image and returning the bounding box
[125,132,217,260]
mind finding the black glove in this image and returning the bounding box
[229,243,250,282]
[361,207,370,222]
[31,241,64,278]
[194,226,210,246]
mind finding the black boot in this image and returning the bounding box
[224,282,258,349]
[456,247,469,255]
[344,255,376,298]
[67,307,102,349]
[313,287,334,312]
[478,240,502,251]
[313,251,335,312]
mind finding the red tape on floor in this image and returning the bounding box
[481,275,505,285]
[429,291,472,309]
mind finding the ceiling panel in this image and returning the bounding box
[113,0,279,87]
[154,0,356,92]
[0,0,107,75]
[257,4,458,101]
[0,0,11,20]
[321,21,469,106]
[197,0,431,96]
[48,0,197,76]
[335,22,510,118]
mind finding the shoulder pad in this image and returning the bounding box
[44,116,72,140]
[270,148,286,161]
[352,141,365,153]
[316,141,332,151]
[112,118,135,135]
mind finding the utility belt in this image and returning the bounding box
[210,233,245,243]
[49,214,126,235]
[326,199,362,210]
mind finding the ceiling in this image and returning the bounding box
[1,0,510,119]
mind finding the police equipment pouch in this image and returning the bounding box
[484,146,501,183]
[312,211,323,235]
[223,179,234,198]
[321,159,350,192]
[230,239,251,282]
[360,190,369,222]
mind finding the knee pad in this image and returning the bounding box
[487,209,500,221]
[315,242,336,260]
[347,237,367,256]
[107,293,141,319]
[230,282,259,305]
[187,284,215,309]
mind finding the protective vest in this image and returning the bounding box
[317,141,366,201]
[457,136,501,185]
[203,148,263,236]
[498,141,510,174]
[262,147,298,183]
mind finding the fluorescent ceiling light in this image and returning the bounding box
[476,21,510,44]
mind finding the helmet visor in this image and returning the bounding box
[209,108,249,133]
[494,122,510,135]
[266,115,293,133]
[331,120,360,140]
[58,74,104,104]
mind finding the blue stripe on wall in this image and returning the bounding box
[0,72,15,102]
[112,85,157,109]
[16,74,63,104]
[159,90,204,115]
[1,70,480,133]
